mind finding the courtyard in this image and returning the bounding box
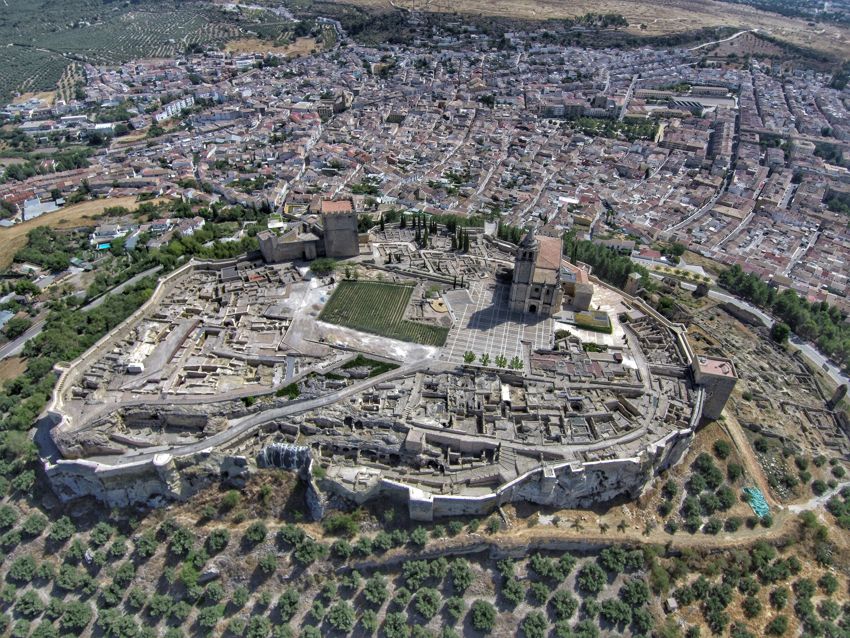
[442,279,553,366]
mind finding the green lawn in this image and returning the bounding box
[319,281,448,347]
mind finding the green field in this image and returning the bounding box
[319,281,448,347]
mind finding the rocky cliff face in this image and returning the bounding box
[44,452,252,508]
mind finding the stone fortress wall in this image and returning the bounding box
[39,257,717,520]
[42,257,253,508]
[320,276,706,520]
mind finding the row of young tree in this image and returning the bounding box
[718,264,850,370]
[562,232,653,291]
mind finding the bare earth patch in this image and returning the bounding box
[0,356,27,384]
[224,36,319,57]
[348,0,850,58]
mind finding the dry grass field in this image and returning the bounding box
[0,196,165,270]
[10,90,56,106]
[0,357,27,384]
[224,36,319,57]
[349,0,850,59]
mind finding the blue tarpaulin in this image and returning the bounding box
[743,487,770,518]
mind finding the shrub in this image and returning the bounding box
[662,480,678,500]
[383,612,410,638]
[331,539,352,560]
[15,591,45,618]
[258,552,277,574]
[245,616,272,638]
[727,463,744,483]
[529,581,549,606]
[392,587,411,609]
[576,562,606,596]
[0,505,18,529]
[89,522,114,547]
[620,577,650,607]
[207,528,230,553]
[445,596,465,620]
[551,590,578,621]
[766,615,788,636]
[522,611,548,638]
[703,517,722,535]
[168,526,194,556]
[818,573,838,594]
[470,600,496,633]
[360,609,379,634]
[244,521,268,545]
[134,530,157,558]
[414,588,441,620]
[742,595,762,618]
[410,526,428,546]
[309,599,325,622]
[292,538,327,565]
[277,588,300,620]
[600,598,632,627]
[713,440,731,460]
[502,577,524,607]
[363,575,388,606]
[221,490,240,510]
[8,555,36,582]
[21,513,48,537]
[322,513,359,538]
[327,601,355,633]
[60,601,92,631]
[449,559,473,592]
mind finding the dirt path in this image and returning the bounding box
[722,411,777,506]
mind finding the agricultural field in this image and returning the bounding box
[0,0,283,104]
[0,459,845,638]
[319,280,449,347]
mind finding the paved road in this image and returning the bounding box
[0,266,162,363]
[0,316,46,360]
[80,265,162,311]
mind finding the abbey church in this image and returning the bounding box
[509,231,594,316]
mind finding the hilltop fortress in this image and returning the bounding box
[40,218,736,520]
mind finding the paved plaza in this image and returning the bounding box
[442,280,553,365]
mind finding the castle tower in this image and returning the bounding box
[321,199,359,258]
[509,232,538,313]
[693,355,738,420]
